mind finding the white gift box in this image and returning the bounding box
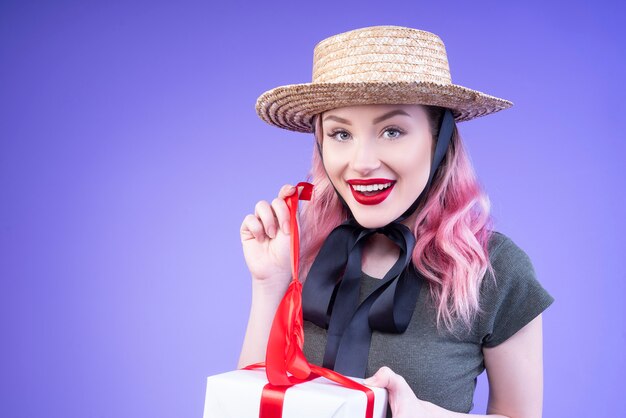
[203,368,388,418]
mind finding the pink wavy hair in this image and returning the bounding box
[299,106,495,334]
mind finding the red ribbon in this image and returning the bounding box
[241,182,376,418]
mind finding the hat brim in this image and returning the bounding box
[255,81,513,133]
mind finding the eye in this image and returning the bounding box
[383,127,404,140]
[327,129,351,142]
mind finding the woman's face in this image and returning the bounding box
[320,104,434,229]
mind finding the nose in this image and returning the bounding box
[350,138,381,175]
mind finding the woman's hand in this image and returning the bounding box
[364,366,431,418]
[240,184,300,286]
[237,184,304,368]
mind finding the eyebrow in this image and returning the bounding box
[323,109,411,126]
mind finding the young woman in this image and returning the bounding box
[238,26,554,418]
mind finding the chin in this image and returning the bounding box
[351,213,395,229]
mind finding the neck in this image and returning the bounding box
[361,233,400,279]
[361,211,418,279]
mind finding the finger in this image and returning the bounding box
[271,197,291,235]
[363,366,407,393]
[277,184,297,199]
[277,184,299,235]
[363,366,389,387]
[240,214,266,242]
[276,183,307,236]
[254,200,278,239]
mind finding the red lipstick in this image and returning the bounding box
[346,178,395,205]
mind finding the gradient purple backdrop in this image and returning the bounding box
[1,1,624,417]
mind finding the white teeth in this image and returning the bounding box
[352,182,392,192]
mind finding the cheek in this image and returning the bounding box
[322,146,348,177]
[387,141,432,175]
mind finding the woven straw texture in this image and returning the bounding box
[256,26,512,133]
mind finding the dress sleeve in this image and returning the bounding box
[478,233,555,348]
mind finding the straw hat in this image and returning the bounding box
[255,25,513,133]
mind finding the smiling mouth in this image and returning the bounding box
[347,180,396,205]
[350,182,394,195]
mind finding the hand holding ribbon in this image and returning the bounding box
[242,182,377,418]
[265,182,313,385]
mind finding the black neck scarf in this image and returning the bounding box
[301,109,454,378]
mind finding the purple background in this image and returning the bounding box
[1,1,624,417]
